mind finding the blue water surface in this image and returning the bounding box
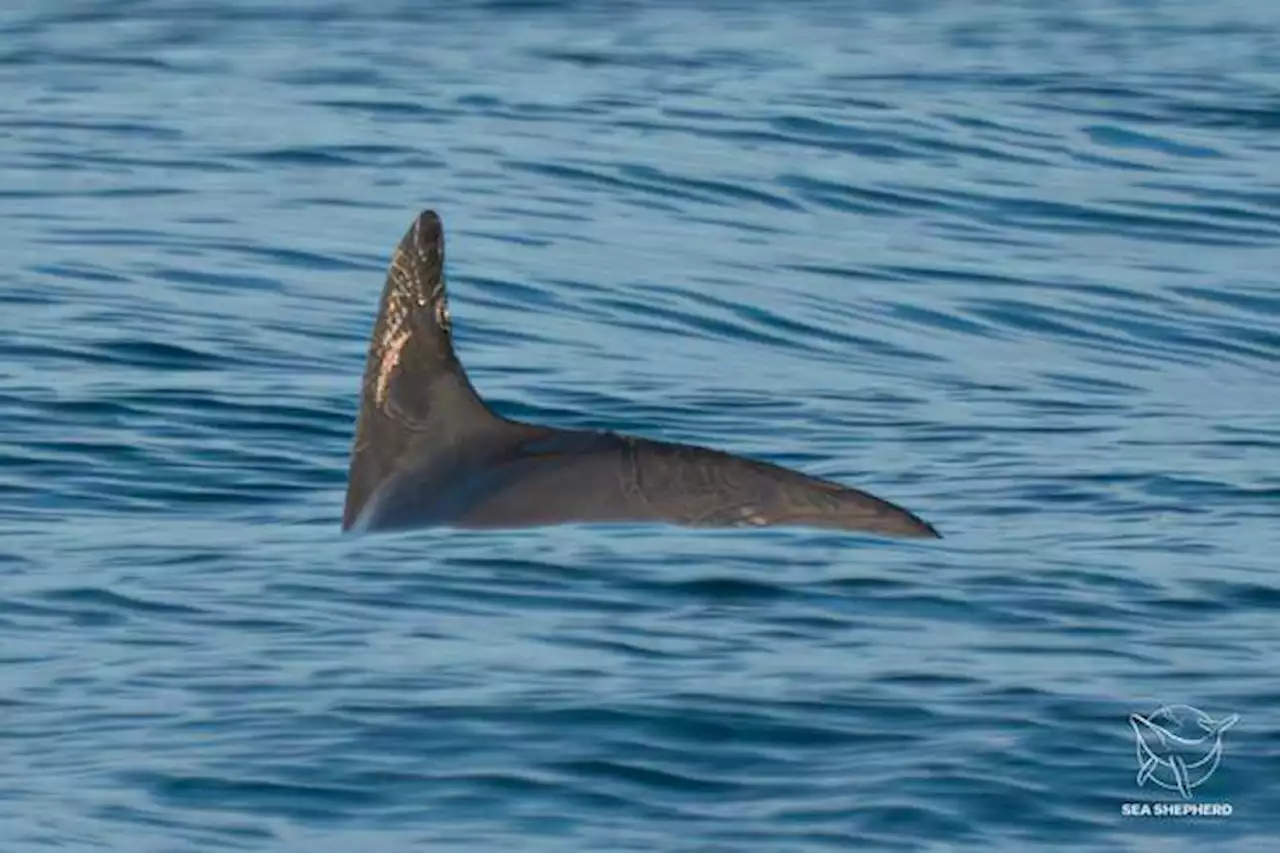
[1,1,1278,851]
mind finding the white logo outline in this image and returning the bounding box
[1129,704,1237,799]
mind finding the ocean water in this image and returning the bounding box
[1,0,1277,850]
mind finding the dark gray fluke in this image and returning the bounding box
[342,210,940,538]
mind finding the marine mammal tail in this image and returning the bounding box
[342,210,502,530]
[342,209,941,539]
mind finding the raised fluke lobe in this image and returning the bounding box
[342,211,495,531]
[342,209,940,539]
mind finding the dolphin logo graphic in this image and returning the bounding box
[1129,705,1237,799]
